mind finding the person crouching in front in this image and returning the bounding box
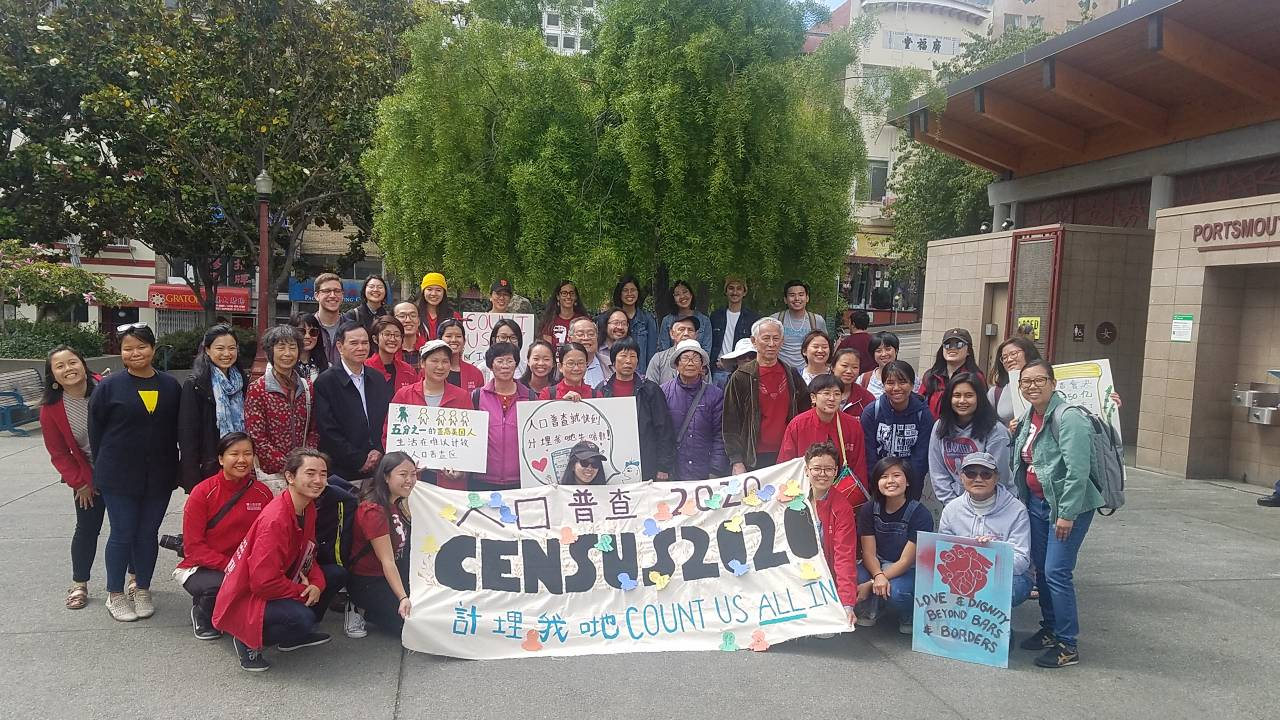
[213,448,333,672]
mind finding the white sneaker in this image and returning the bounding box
[132,589,155,619]
[106,593,138,622]
[344,602,367,639]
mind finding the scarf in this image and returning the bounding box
[211,367,245,436]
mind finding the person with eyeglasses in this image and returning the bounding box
[313,322,393,482]
[1011,360,1104,669]
[290,312,330,380]
[928,372,1011,505]
[661,340,727,481]
[988,336,1041,428]
[569,316,611,388]
[777,376,867,492]
[89,323,181,622]
[597,308,631,378]
[937,451,1034,610]
[364,316,419,394]
[920,328,985,418]
[539,342,598,401]
[482,319,526,382]
[392,302,426,366]
[539,280,589,348]
[179,324,248,492]
[803,441,859,629]
[311,273,346,366]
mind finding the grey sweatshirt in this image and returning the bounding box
[937,485,1031,576]
[928,419,1012,504]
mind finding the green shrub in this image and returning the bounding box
[156,326,258,370]
[0,320,106,359]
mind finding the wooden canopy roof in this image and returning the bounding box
[888,0,1280,177]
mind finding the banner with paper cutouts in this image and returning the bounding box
[403,460,852,659]
[516,397,641,487]
[911,532,1015,669]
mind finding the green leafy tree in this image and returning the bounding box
[58,0,416,324]
[0,239,130,331]
[366,0,869,309]
[884,27,1053,277]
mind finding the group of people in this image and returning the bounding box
[39,269,1103,671]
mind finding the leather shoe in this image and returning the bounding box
[1257,494,1280,507]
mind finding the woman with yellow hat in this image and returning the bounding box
[414,272,461,342]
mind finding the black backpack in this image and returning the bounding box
[314,476,359,567]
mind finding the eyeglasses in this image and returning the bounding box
[962,468,996,480]
[558,290,577,298]
[117,321,148,333]
[943,339,969,350]
[808,466,839,476]
[813,389,842,399]
[316,287,344,296]
[301,328,320,337]
[1018,376,1050,389]
[378,332,403,340]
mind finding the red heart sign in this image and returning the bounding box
[532,457,548,472]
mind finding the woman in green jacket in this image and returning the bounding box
[1011,359,1104,669]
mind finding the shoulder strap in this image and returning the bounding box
[834,414,849,468]
[527,387,537,401]
[808,312,818,330]
[471,388,481,410]
[675,383,709,447]
[858,370,872,389]
[903,499,920,520]
[206,481,254,531]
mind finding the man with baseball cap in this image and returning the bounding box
[937,451,1033,608]
[489,279,514,313]
[645,315,701,387]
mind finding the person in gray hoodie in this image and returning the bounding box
[860,360,934,501]
[929,372,1012,504]
[937,451,1033,607]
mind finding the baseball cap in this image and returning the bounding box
[568,440,606,464]
[960,451,998,472]
[490,279,514,295]
[420,339,452,358]
[942,328,973,346]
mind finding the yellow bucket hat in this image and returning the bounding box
[420,272,447,291]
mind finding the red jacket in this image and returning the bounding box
[841,384,876,419]
[365,353,419,395]
[176,471,275,572]
[40,399,93,490]
[386,381,473,490]
[213,491,325,649]
[244,370,320,475]
[453,360,485,393]
[777,408,868,486]
[815,489,858,607]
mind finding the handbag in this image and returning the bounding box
[831,414,871,510]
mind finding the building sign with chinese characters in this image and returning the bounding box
[404,460,852,659]
[883,31,960,55]
[517,397,641,487]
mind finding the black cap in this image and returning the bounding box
[490,279,514,295]
[568,440,606,464]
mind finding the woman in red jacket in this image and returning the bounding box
[40,346,102,610]
[778,375,868,483]
[539,342,598,400]
[245,325,320,488]
[365,316,419,394]
[174,432,274,640]
[438,319,484,392]
[806,441,858,627]
[213,448,333,672]
[387,340,471,489]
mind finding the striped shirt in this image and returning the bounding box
[63,394,92,461]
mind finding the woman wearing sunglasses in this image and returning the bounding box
[920,328,984,418]
[290,313,330,381]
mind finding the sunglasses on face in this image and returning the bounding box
[302,328,320,337]
[962,468,995,480]
[943,339,968,349]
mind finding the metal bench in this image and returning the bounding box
[0,368,43,436]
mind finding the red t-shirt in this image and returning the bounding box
[351,501,409,578]
[612,378,635,397]
[1022,410,1046,499]
[548,314,584,347]
[757,362,790,453]
[498,391,517,412]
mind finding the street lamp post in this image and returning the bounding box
[251,169,273,379]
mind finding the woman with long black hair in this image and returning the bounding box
[611,276,658,374]
[520,340,560,396]
[179,325,248,492]
[920,328,984,418]
[928,372,1010,504]
[415,272,462,341]
[291,312,330,381]
[657,280,712,355]
[342,274,389,335]
[539,280,589,348]
[345,452,416,638]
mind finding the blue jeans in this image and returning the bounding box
[857,563,915,620]
[101,492,171,593]
[262,599,319,648]
[1028,495,1094,647]
[712,369,731,388]
[1012,571,1034,607]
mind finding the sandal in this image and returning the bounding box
[66,584,89,610]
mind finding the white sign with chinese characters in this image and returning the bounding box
[516,397,641,487]
[386,403,490,474]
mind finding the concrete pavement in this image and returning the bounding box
[2,425,1278,720]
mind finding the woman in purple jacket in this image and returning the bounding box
[471,343,535,491]
[661,340,728,480]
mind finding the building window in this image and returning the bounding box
[1004,14,1022,31]
[545,34,558,48]
[545,12,559,27]
[1028,15,1044,30]
[868,160,889,202]
[581,36,594,51]
[861,64,894,104]
[562,35,577,50]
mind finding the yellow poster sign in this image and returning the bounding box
[1015,316,1041,340]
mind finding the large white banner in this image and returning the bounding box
[516,397,641,487]
[387,403,490,474]
[403,460,851,658]
[463,312,534,369]
[1010,358,1122,442]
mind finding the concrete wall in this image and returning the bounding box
[920,230,1014,371]
[1141,193,1280,482]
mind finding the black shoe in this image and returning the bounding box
[233,638,270,672]
[278,632,331,652]
[1034,641,1080,668]
[1257,494,1280,507]
[191,607,221,641]
[1018,628,1056,651]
